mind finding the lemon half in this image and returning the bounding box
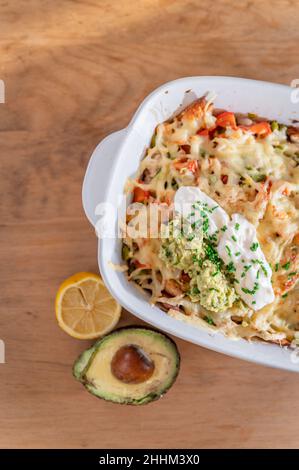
[55,272,121,339]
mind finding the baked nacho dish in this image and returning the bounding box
[122,95,299,346]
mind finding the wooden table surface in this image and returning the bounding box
[1,0,299,449]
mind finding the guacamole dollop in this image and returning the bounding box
[190,260,237,312]
[160,218,204,271]
[159,218,237,313]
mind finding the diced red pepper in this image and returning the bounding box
[216,112,237,129]
[221,174,228,184]
[132,186,150,203]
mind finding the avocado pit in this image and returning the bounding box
[111,344,155,384]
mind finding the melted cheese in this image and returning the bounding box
[124,95,299,344]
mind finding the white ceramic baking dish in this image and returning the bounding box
[82,76,299,372]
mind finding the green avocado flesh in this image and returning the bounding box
[73,327,180,405]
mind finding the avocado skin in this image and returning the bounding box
[73,326,180,405]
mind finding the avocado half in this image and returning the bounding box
[73,326,180,405]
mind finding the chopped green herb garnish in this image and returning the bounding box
[252,259,268,277]
[191,220,201,229]
[202,218,209,233]
[288,271,297,278]
[241,287,250,294]
[275,263,279,272]
[208,233,218,243]
[282,293,288,299]
[250,242,259,252]
[204,316,215,325]
[282,261,291,270]
[232,235,237,242]
[187,234,195,241]
[241,282,259,295]
[241,264,252,278]
[256,269,260,280]
[204,242,222,267]
[235,251,241,256]
[252,173,267,183]
[221,225,227,232]
[252,301,256,305]
[235,223,240,231]
[226,261,236,273]
[225,245,232,257]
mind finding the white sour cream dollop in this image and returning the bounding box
[174,186,274,311]
[174,186,229,239]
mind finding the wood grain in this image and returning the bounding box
[1,0,299,449]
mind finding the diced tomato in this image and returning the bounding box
[197,129,209,136]
[173,158,198,174]
[173,159,187,171]
[132,186,150,203]
[134,260,151,269]
[173,158,188,170]
[284,274,299,291]
[163,194,172,206]
[241,121,271,137]
[249,122,271,137]
[216,112,237,129]
[187,160,198,173]
[181,272,191,283]
[180,144,191,153]
[221,174,228,184]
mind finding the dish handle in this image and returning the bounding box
[82,128,127,227]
